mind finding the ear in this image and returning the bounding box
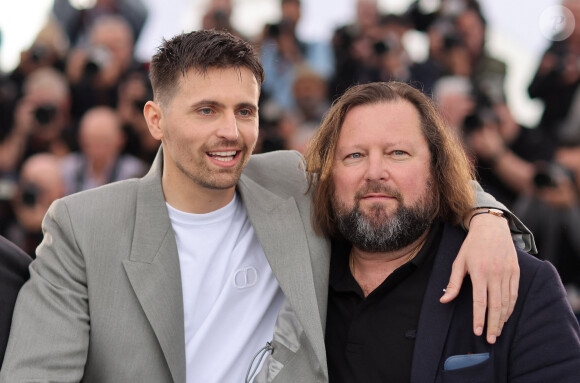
[144,100,163,141]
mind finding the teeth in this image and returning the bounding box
[208,151,236,156]
[213,156,234,162]
[208,150,237,162]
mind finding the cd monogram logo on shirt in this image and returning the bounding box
[233,267,258,289]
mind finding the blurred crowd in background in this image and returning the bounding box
[1,0,580,314]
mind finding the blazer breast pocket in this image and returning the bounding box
[440,353,493,383]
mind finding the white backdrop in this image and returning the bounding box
[0,0,565,126]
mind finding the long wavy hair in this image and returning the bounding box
[305,81,475,237]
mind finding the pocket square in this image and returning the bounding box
[444,353,490,371]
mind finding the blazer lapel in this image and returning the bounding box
[411,225,464,383]
[122,150,186,383]
[238,174,327,372]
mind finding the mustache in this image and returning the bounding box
[354,181,402,202]
[201,139,246,151]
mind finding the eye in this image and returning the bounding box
[344,152,363,162]
[198,107,214,115]
[390,150,410,158]
[238,108,253,117]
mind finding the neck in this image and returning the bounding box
[350,229,430,297]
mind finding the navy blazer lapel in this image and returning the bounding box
[237,173,327,373]
[122,150,186,383]
[411,225,465,383]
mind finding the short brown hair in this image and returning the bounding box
[305,81,475,237]
[149,29,264,106]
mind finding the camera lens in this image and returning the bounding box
[21,183,39,207]
[34,104,57,125]
[84,60,100,76]
[533,172,556,188]
[83,46,112,78]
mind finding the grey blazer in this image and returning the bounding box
[0,150,329,382]
[0,149,533,383]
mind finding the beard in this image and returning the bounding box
[332,180,437,253]
[175,138,252,190]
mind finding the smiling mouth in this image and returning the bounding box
[207,150,240,162]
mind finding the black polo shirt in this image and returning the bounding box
[325,221,443,383]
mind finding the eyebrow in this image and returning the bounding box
[336,141,403,154]
[239,103,259,112]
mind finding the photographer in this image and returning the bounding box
[529,0,580,144]
[409,17,462,95]
[60,106,147,195]
[8,17,69,94]
[0,68,72,176]
[65,15,144,120]
[116,70,158,164]
[201,0,241,37]
[330,0,383,101]
[436,76,580,315]
[260,0,333,111]
[2,154,65,258]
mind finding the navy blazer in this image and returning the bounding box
[411,224,580,383]
[0,235,31,367]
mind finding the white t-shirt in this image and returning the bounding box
[167,193,285,383]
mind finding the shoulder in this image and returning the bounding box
[41,178,148,260]
[243,151,307,189]
[51,178,141,225]
[245,150,304,174]
[511,248,577,332]
[241,150,313,208]
[62,177,139,205]
[517,249,556,281]
[0,235,31,281]
[516,249,563,294]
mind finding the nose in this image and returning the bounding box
[364,152,387,181]
[216,111,239,141]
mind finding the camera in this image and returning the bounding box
[21,183,39,207]
[463,107,497,134]
[373,40,390,55]
[34,104,57,125]
[267,18,295,39]
[533,171,558,188]
[443,32,464,51]
[84,46,112,77]
[533,161,575,189]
